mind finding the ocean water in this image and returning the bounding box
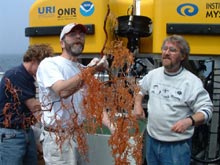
[0,54,23,72]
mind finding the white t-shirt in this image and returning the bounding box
[37,56,85,127]
[139,66,213,141]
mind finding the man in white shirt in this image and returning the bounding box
[37,22,111,165]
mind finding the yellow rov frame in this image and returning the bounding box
[26,0,220,55]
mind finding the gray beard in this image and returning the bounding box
[70,45,83,57]
[64,41,84,57]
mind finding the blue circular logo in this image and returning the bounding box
[80,1,94,17]
[177,3,199,16]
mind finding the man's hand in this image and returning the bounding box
[87,57,99,67]
[87,55,109,72]
[171,118,192,133]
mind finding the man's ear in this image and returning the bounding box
[181,54,186,61]
[60,40,65,49]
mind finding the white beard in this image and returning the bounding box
[64,40,84,57]
[70,44,83,56]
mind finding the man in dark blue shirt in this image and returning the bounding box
[0,44,54,165]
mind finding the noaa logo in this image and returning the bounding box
[177,3,199,16]
[80,1,94,16]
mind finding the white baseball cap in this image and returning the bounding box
[60,23,87,41]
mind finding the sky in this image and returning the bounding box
[0,0,35,56]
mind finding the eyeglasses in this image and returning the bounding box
[161,46,179,53]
